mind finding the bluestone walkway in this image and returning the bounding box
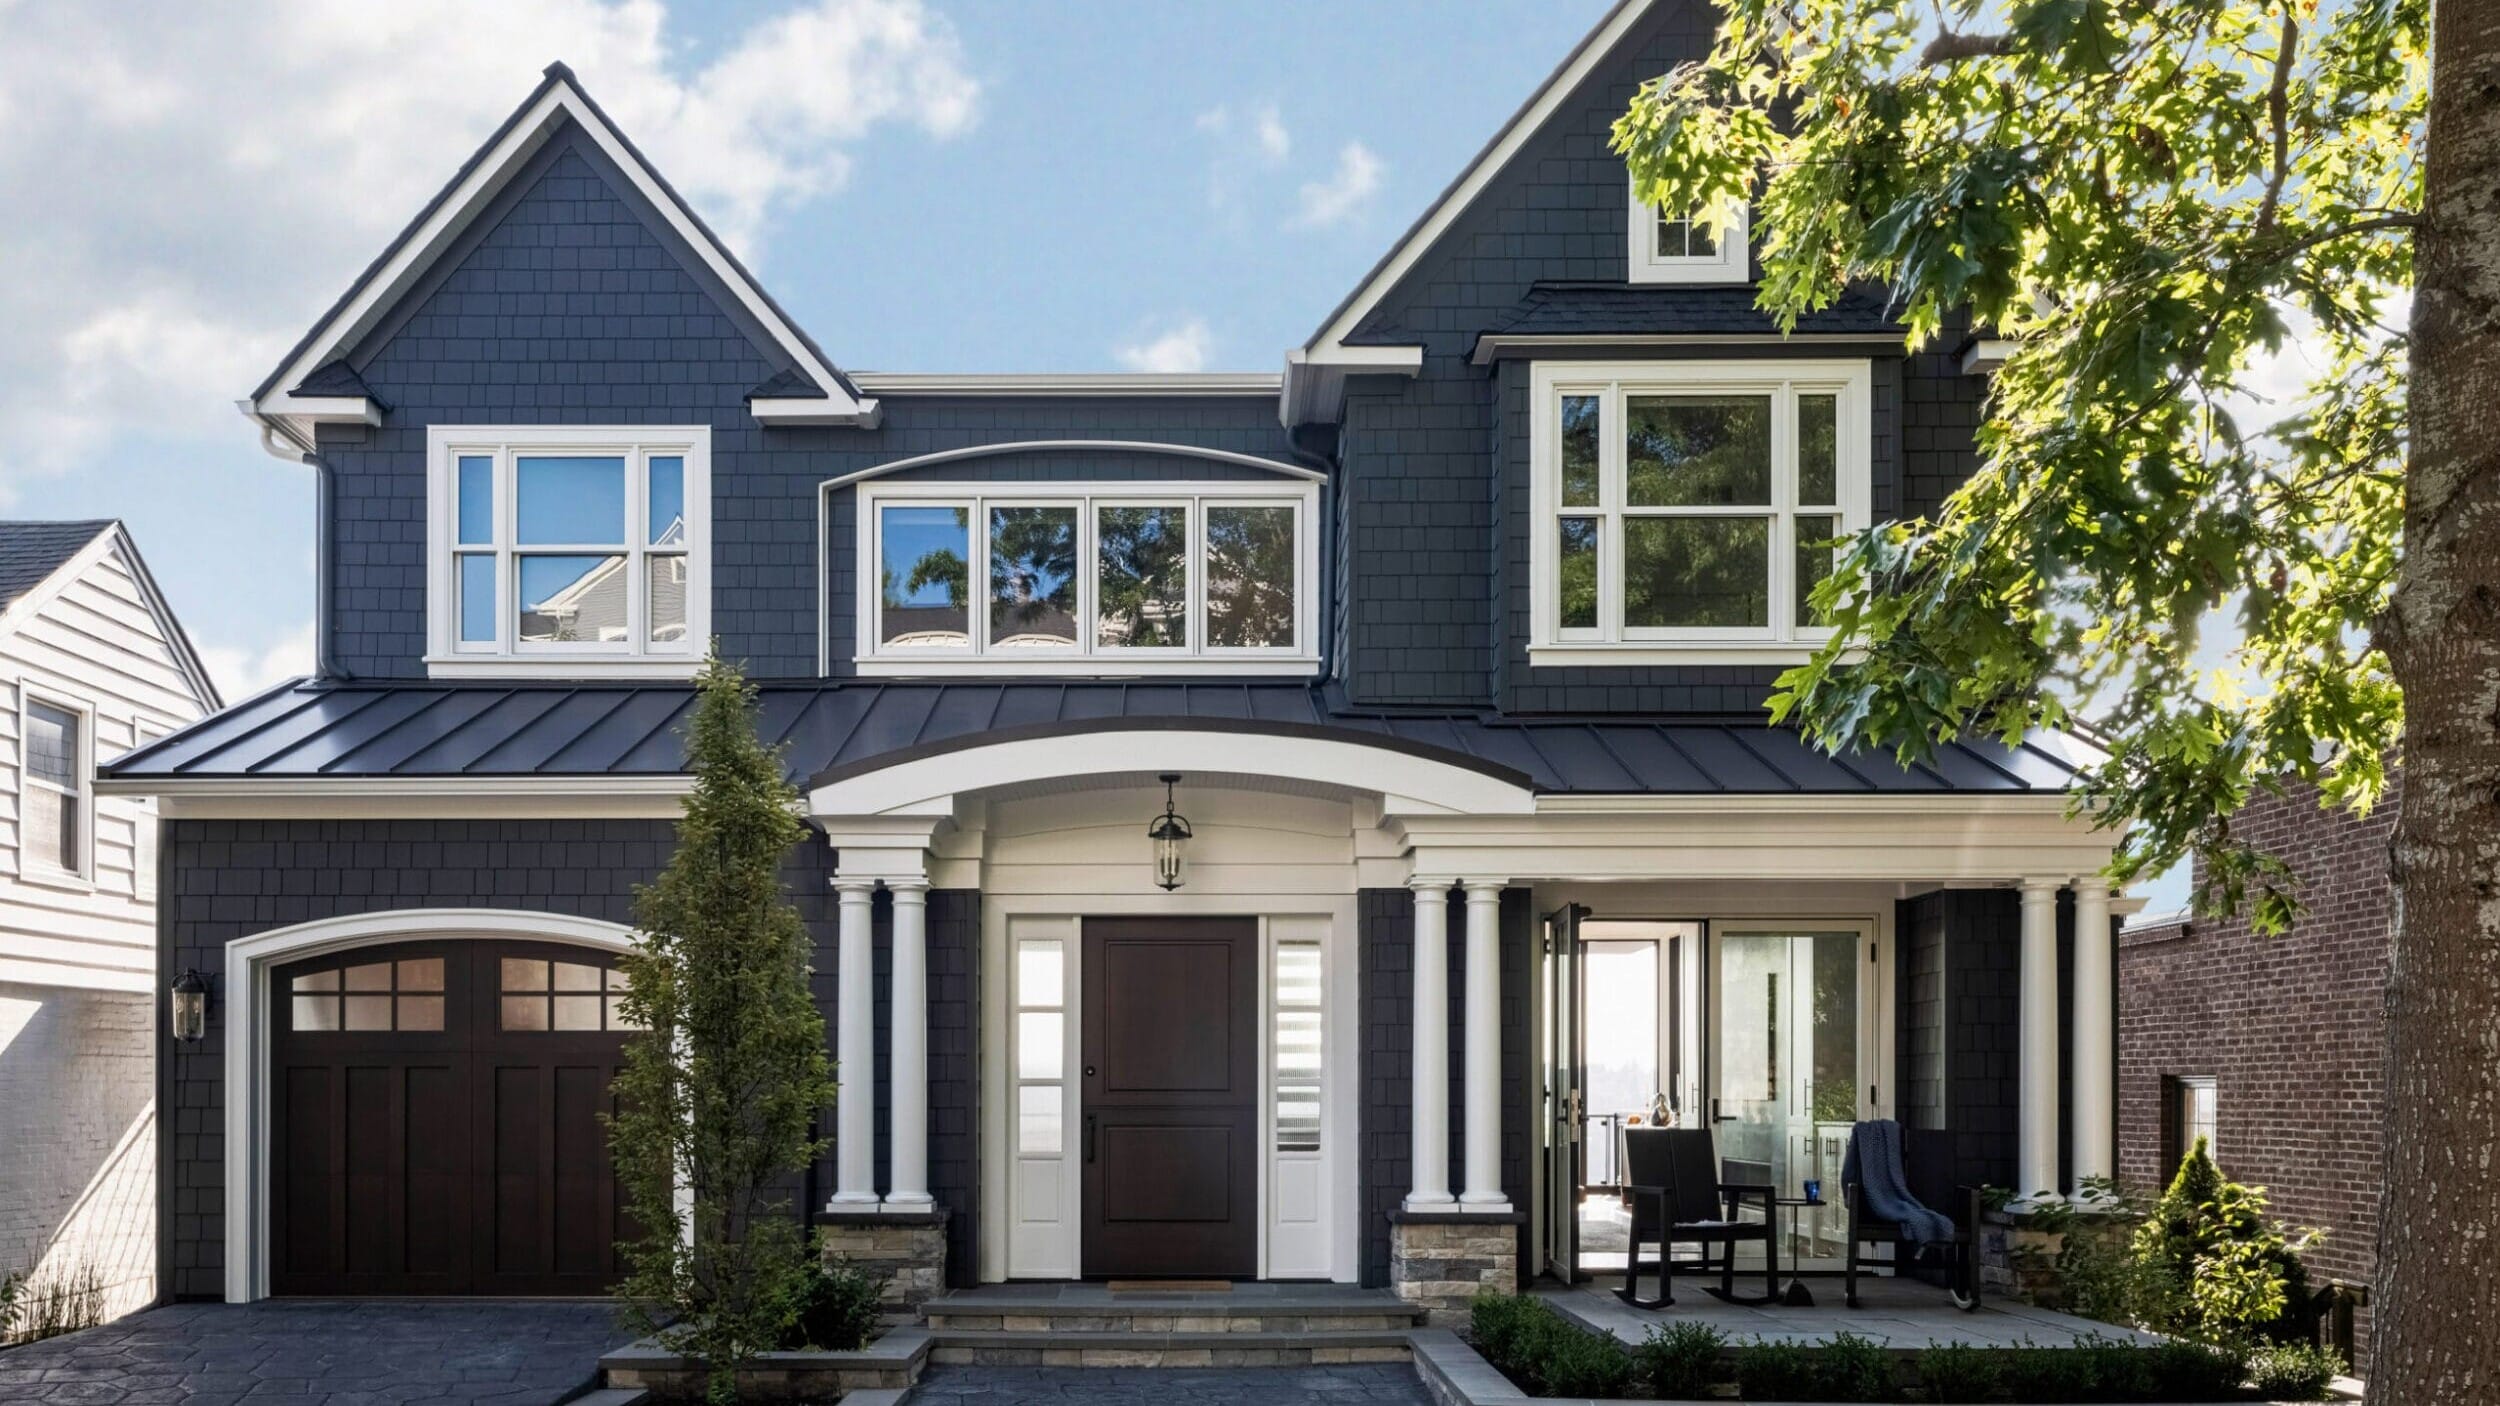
[0,1299,629,1405]
[906,1363,1432,1406]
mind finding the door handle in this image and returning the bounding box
[1084,1113,1097,1163]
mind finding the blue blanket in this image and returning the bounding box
[1842,1119,1957,1245]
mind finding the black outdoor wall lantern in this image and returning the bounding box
[1147,773,1193,891]
[170,968,210,1043]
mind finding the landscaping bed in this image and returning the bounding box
[1447,1293,2345,1404]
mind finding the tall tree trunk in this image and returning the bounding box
[2379,2,2500,1400]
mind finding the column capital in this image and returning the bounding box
[2019,876,2064,899]
[884,878,931,898]
[1460,878,1508,898]
[833,878,878,897]
[2068,874,2114,897]
[1409,876,1457,895]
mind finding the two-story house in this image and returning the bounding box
[0,521,218,1325]
[103,0,2127,1313]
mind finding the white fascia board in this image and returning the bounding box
[253,78,870,427]
[1297,0,1655,362]
[751,396,882,427]
[851,372,1283,397]
[100,774,694,821]
[1280,344,1427,427]
[1470,332,1904,366]
[255,393,381,426]
[1961,337,2018,374]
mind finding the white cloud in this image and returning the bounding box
[1193,101,1292,218]
[0,0,980,490]
[197,621,317,700]
[1252,105,1290,162]
[1114,317,1215,374]
[1293,140,1383,229]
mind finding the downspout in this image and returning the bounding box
[248,409,348,682]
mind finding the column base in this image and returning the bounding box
[1402,1192,1459,1213]
[880,1192,936,1213]
[1389,1209,1524,1327]
[816,1207,950,1309]
[824,1192,883,1212]
[1457,1194,1514,1213]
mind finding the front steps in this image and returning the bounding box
[917,1285,1425,1367]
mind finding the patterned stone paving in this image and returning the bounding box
[906,1363,1433,1405]
[0,1299,629,1405]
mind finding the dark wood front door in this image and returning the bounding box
[1080,917,1258,1278]
[271,940,634,1296]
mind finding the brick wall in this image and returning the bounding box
[0,982,155,1321]
[2118,775,2393,1365]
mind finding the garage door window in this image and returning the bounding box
[290,958,445,1032]
[499,956,642,1032]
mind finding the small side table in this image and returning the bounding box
[1770,1197,1827,1306]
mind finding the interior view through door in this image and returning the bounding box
[1712,928,1871,1268]
[1079,916,1259,1279]
[1545,917,1703,1281]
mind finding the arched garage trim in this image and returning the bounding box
[220,907,636,1302]
[805,723,1540,819]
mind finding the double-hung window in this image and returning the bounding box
[426,426,709,677]
[1530,360,1871,664]
[20,693,90,883]
[855,480,1318,674]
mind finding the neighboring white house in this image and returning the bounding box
[0,521,218,1325]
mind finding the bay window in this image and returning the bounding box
[857,481,1317,674]
[1531,360,1870,663]
[426,427,709,677]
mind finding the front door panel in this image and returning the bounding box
[1081,917,1258,1278]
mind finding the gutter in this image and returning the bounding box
[244,405,348,682]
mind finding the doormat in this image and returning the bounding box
[1107,1280,1233,1293]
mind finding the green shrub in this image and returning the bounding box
[1469,1292,1546,1374]
[2144,1338,2250,1399]
[1467,1293,1633,1398]
[1913,1341,2005,1403]
[2245,1341,2345,1401]
[1635,1320,1725,1398]
[1732,1340,1822,1401]
[2132,1138,2322,1344]
[779,1258,884,1351]
[1813,1331,1899,1402]
[1999,1341,2115,1403]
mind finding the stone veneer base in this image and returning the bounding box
[816,1208,950,1309]
[600,1326,931,1402]
[1390,1210,1525,1327]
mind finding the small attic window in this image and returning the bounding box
[1628,186,1748,285]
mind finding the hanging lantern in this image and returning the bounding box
[170,969,210,1043]
[1146,773,1192,891]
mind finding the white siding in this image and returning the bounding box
[0,537,213,993]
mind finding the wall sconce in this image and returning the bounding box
[1146,773,1192,891]
[170,969,210,1043]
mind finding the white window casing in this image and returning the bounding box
[854,479,1320,677]
[423,425,711,679]
[1528,359,1873,667]
[1626,188,1750,285]
[18,688,93,887]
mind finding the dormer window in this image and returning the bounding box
[425,426,709,678]
[1628,189,1749,284]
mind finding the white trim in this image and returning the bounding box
[850,373,1282,397]
[852,480,1322,674]
[807,729,1538,820]
[1961,338,2017,374]
[1532,792,2075,815]
[1626,192,1750,285]
[751,397,884,427]
[1280,343,1427,427]
[1470,333,1899,366]
[821,441,1324,493]
[220,907,638,1302]
[17,685,96,888]
[423,424,711,677]
[852,657,1324,680]
[252,76,873,429]
[0,524,221,711]
[1527,358,1873,656]
[1298,0,1655,361]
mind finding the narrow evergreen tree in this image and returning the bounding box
[608,659,833,1402]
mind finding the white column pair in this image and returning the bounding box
[2016,877,2115,1206]
[1406,878,1510,1212]
[828,875,934,1212]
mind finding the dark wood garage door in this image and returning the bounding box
[271,940,637,1296]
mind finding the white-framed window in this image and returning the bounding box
[1015,936,1066,1159]
[1272,937,1323,1154]
[19,691,92,885]
[855,480,1319,676]
[424,426,710,678]
[1627,188,1749,284]
[1528,359,1872,665]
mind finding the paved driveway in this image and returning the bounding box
[906,1364,1432,1406]
[0,1300,629,1405]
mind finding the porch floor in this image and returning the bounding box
[1542,1275,2159,1350]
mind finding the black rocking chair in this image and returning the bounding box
[1617,1127,1778,1309]
[1841,1125,1982,1311]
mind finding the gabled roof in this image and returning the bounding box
[247,62,876,450]
[0,521,222,711]
[97,678,2085,798]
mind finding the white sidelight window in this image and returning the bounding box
[856,481,1319,675]
[1008,923,1077,1277]
[1529,360,1872,665]
[20,693,91,883]
[425,426,710,677]
[1266,918,1330,1278]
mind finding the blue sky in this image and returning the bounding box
[0,0,1609,694]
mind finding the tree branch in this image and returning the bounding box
[1920,30,2016,66]
[2267,213,2423,260]
[2254,6,2299,236]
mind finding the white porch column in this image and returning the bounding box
[1460,880,1510,1211]
[2069,878,2115,1193]
[1406,879,1456,1211]
[828,878,880,1209]
[885,878,934,1210]
[2017,878,2063,1203]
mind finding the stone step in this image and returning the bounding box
[926,1328,1415,1368]
[918,1293,1425,1335]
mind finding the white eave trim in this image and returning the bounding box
[850,372,1282,397]
[1531,791,2079,815]
[1296,0,1656,364]
[251,74,872,428]
[1280,344,1427,426]
[818,438,1326,492]
[1961,337,2017,374]
[751,396,883,427]
[1471,331,1904,365]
